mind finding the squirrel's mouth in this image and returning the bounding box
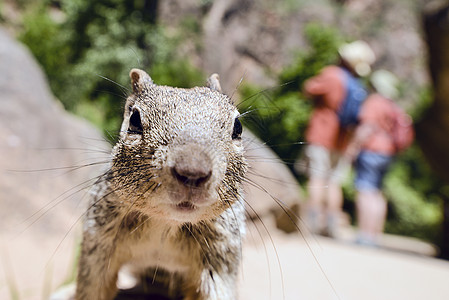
[175,201,197,211]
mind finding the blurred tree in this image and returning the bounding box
[419,2,449,259]
[20,0,204,141]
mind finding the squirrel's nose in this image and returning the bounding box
[171,165,212,187]
[169,142,214,187]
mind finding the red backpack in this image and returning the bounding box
[391,104,414,153]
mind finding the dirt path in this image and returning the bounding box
[239,223,449,300]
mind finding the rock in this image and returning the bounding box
[0,27,109,300]
[243,130,303,233]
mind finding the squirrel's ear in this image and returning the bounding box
[130,69,153,94]
[207,73,222,93]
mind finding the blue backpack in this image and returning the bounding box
[338,68,368,127]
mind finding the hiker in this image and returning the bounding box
[298,40,376,237]
[345,69,414,246]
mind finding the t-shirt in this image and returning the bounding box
[358,93,396,155]
[304,66,350,150]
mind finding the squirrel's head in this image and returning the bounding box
[110,69,246,225]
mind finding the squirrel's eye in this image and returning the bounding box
[232,117,242,140]
[128,109,143,134]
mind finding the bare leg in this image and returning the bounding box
[324,181,344,237]
[306,177,327,233]
[356,189,387,245]
[372,191,387,235]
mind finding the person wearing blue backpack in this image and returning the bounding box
[345,70,413,247]
[299,40,376,237]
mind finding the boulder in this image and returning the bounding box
[242,131,303,232]
[0,27,109,300]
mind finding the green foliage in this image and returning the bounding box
[409,85,433,121]
[19,0,204,141]
[239,23,343,163]
[19,5,71,89]
[278,23,344,93]
[0,1,3,22]
[384,145,443,241]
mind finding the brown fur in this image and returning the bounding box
[75,69,247,300]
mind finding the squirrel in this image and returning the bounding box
[74,69,247,300]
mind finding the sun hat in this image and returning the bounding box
[338,40,376,77]
[370,69,399,99]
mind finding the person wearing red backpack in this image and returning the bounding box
[345,70,414,246]
[298,40,376,237]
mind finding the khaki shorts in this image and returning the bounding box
[300,144,350,184]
